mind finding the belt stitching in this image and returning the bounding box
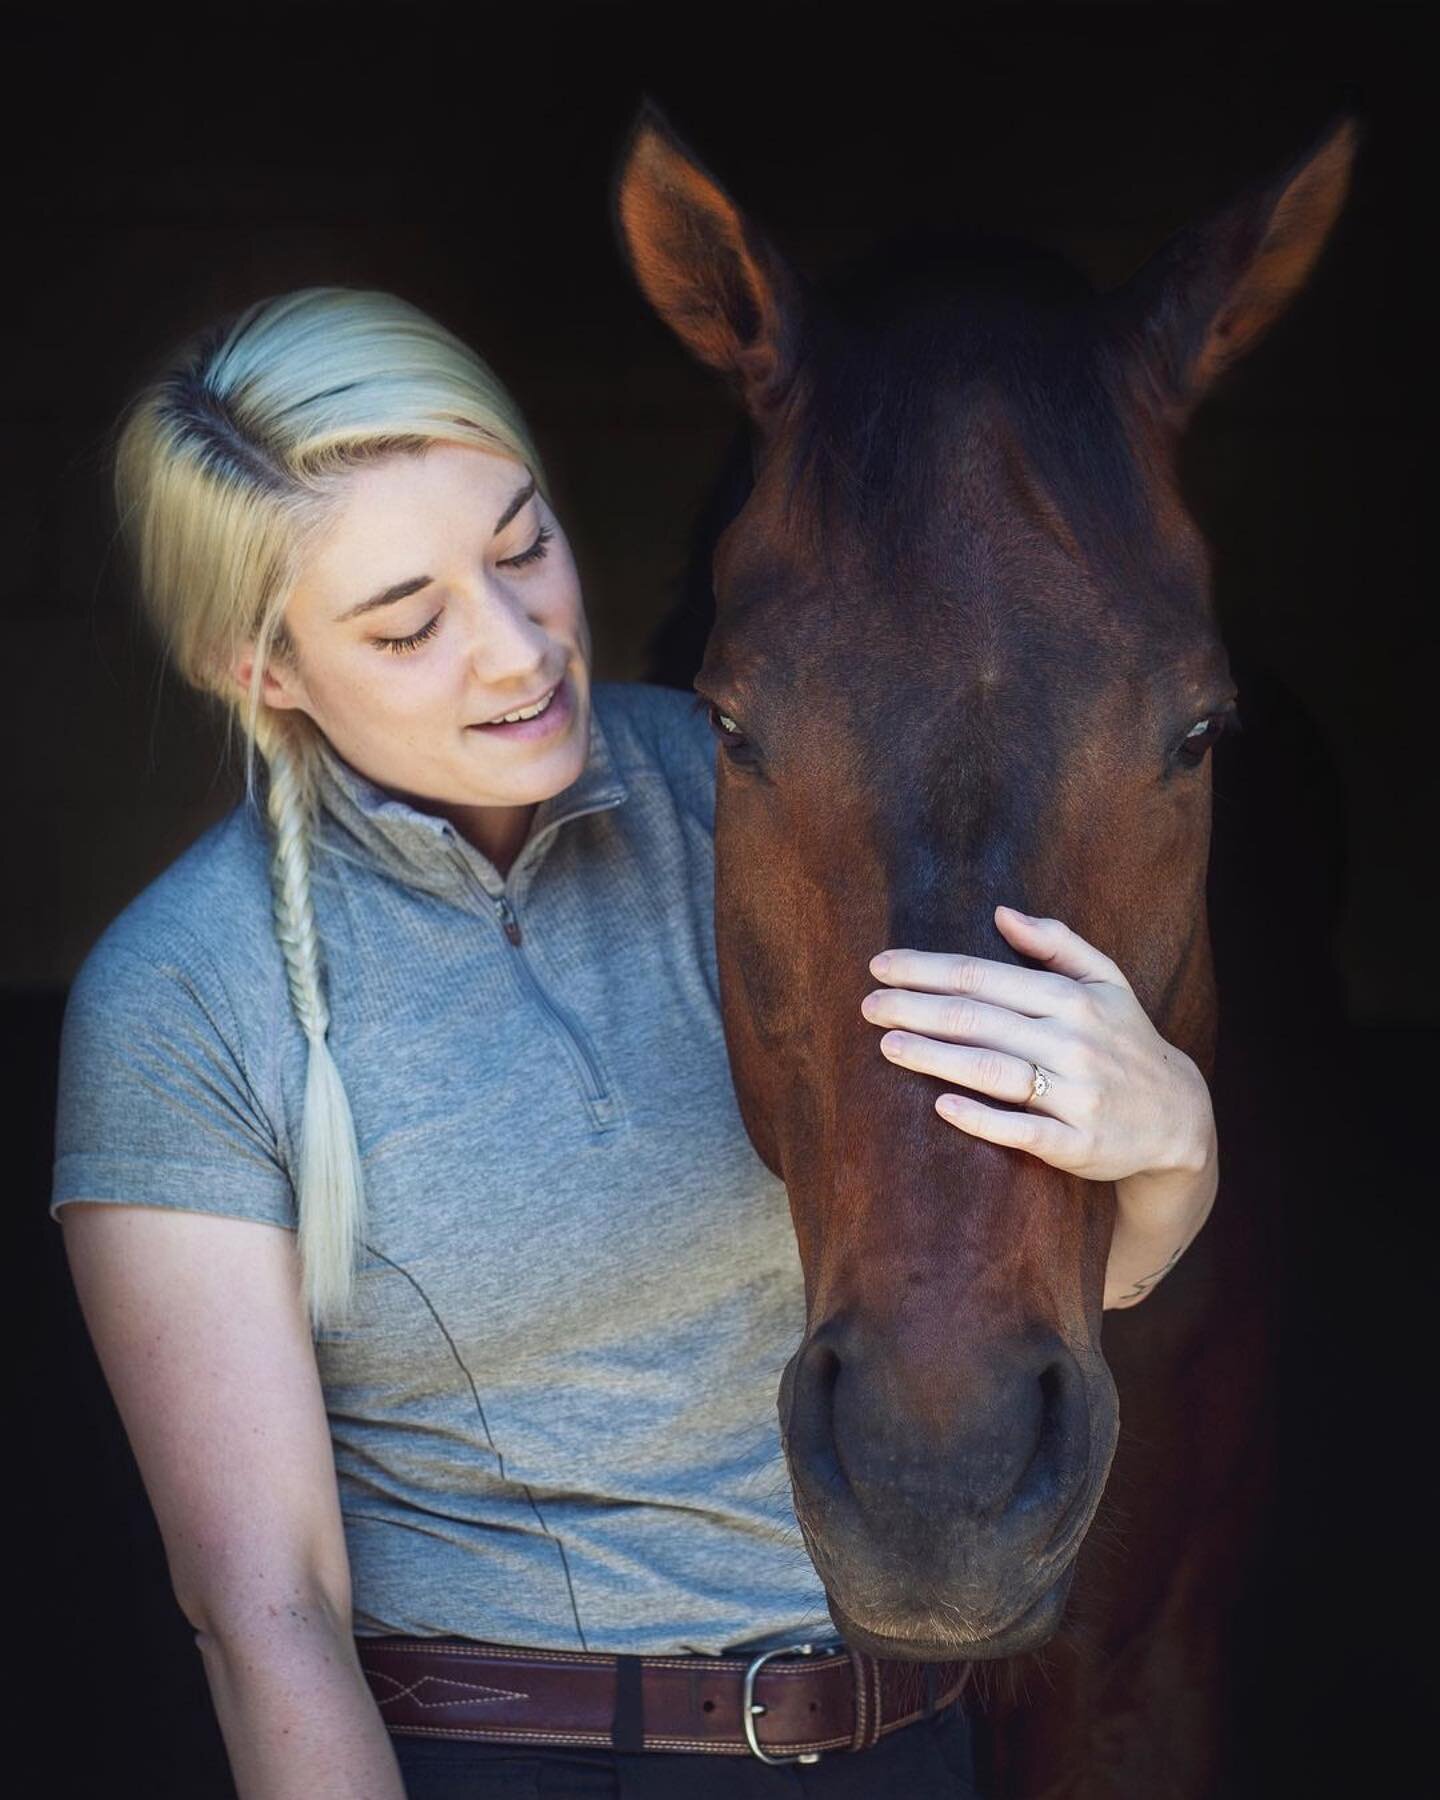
[358,1641,956,1754]
[376,1725,863,1752]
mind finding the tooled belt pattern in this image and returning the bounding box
[355,1637,974,1756]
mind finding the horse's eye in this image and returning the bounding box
[703,701,765,770]
[705,702,746,743]
[1176,706,1242,769]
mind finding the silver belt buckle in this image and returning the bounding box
[741,1641,832,1764]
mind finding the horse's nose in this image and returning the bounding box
[784,1315,1091,1531]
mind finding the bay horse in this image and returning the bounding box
[610,100,1356,1798]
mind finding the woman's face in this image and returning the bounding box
[239,441,593,869]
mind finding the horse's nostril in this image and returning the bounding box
[1009,1350,1088,1528]
[792,1321,1092,1523]
[784,1331,849,1499]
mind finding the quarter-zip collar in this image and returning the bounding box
[310,689,629,908]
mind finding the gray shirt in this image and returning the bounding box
[51,679,842,1657]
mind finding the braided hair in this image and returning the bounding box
[108,286,552,1331]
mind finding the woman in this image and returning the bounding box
[51,286,1219,1798]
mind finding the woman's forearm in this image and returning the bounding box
[196,1602,406,1799]
[1103,1133,1219,1310]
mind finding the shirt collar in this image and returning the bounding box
[309,691,629,905]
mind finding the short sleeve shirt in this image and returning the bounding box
[50,679,842,1658]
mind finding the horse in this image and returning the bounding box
[609,99,1357,1798]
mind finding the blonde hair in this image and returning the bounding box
[109,286,552,1332]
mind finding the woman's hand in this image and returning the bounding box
[860,905,1220,1306]
[859,904,1214,1184]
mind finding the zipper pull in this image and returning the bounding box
[497,895,523,946]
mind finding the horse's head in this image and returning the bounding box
[612,102,1356,1660]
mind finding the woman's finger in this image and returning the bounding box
[933,1089,1087,1167]
[860,986,1076,1074]
[867,944,1085,1019]
[878,1032,1068,1116]
[992,906,1132,991]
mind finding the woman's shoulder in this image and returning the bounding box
[71,799,281,1012]
[54,801,297,1231]
[590,678,716,831]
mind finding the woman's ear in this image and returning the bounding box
[228,642,309,712]
[1104,110,1361,425]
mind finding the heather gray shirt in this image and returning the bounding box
[51,679,842,1657]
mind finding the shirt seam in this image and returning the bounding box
[91,928,291,1180]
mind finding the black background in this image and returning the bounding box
[9,7,1426,1794]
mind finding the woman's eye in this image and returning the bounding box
[372,520,555,656]
[498,524,554,569]
[376,613,442,656]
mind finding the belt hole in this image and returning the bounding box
[702,1700,715,1712]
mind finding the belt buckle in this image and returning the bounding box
[741,1641,829,1765]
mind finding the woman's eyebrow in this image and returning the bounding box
[334,475,538,623]
[492,473,537,536]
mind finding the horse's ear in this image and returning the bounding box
[1107,111,1361,421]
[610,96,808,429]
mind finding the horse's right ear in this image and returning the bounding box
[608,95,808,432]
[1106,111,1361,423]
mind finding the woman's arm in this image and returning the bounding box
[60,1203,406,1800]
[1106,1117,1219,1309]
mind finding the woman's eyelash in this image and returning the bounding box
[500,523,553,569]
[378,613,442,656]
[375,525,555,655]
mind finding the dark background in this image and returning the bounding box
[10,6,1426,1794]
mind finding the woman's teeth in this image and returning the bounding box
[491,686,555,724]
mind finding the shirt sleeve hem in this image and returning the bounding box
[50,1153,297,1230]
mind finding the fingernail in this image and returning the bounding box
[871,952,893,975]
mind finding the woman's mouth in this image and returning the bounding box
[467,673,573,741]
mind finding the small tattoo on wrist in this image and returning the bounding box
[1118,1241,1185,1306]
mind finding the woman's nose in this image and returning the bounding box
[458,583,550,674]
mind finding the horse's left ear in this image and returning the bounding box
[1106,110,1362,421]
[609,96,809,432]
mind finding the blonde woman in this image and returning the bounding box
[50,287,1214,1798]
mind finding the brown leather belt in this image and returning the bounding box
[355,1634,975,1763]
